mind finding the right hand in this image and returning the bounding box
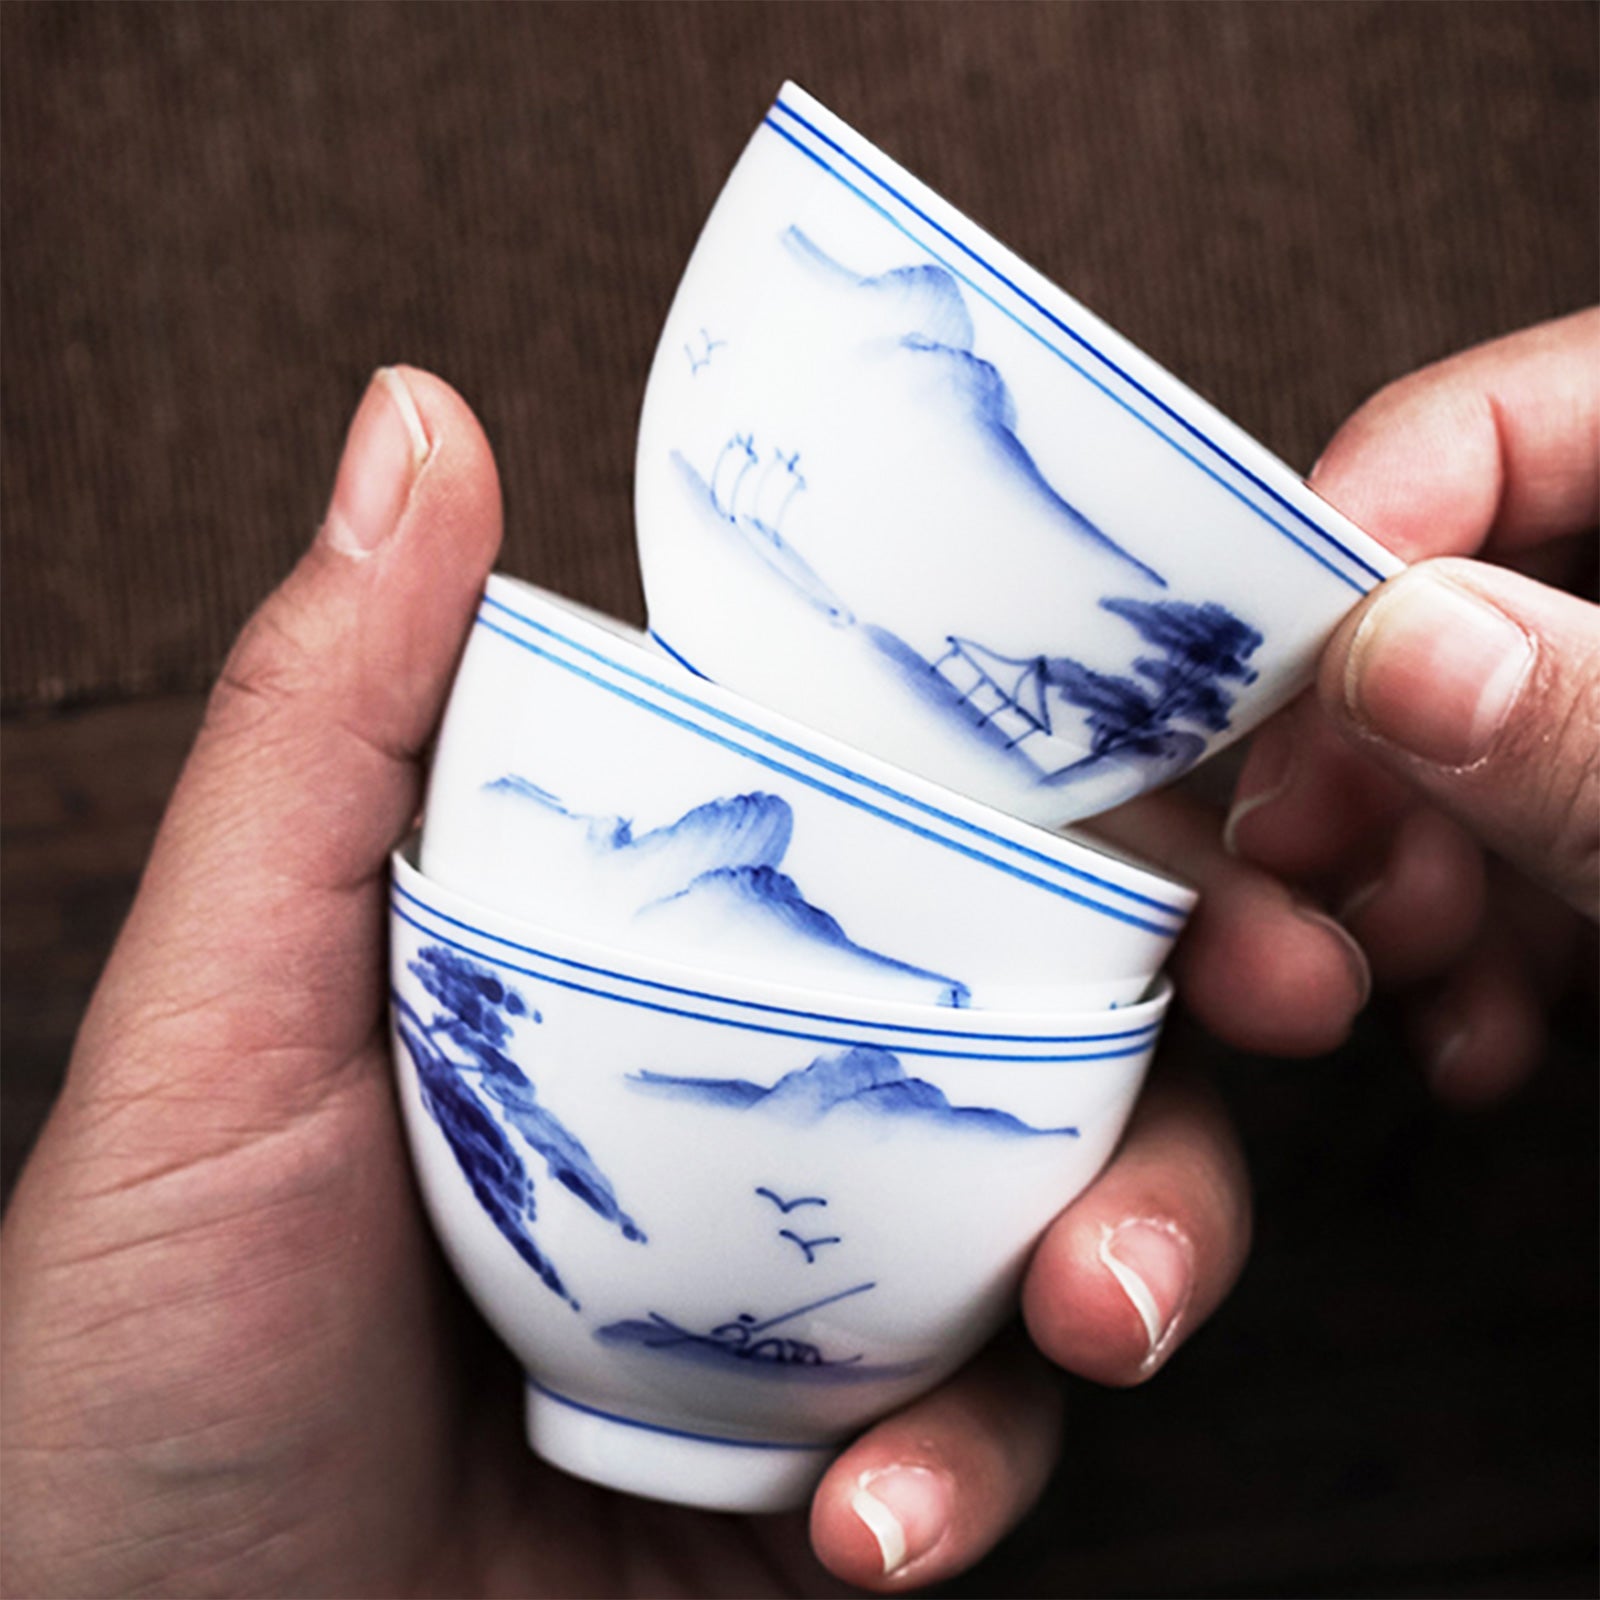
[1226,308,1599,1101]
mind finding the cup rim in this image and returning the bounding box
[393,841,1173,1058]
[475,573,1197,933]
[766,81,1404,595]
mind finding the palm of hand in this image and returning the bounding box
[5,997,831,1597]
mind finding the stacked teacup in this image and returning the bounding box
[389,84,1401,1512]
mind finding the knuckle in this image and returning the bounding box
[202,599,316,746]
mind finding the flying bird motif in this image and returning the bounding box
[755,1186,828,1214]
[778,1228,842,1264]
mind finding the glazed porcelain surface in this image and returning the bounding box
[420,574,1193,1012]
[634,83,1404,826]
[390,846,1171,1510]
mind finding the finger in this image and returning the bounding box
[1338,806,1486,989]
[1309,307,1600,563]
[1408,926,1548,1106]
[1227,311,1599,893]
[1089,791,1370,1055]
[1318,557,1599,916]
[810,1329,1062,1592]
[1224,692,1414,879]
[76,367,503,1089]
[1021,1067,1250,1387]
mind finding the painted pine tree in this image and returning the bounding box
[1042,597,1263,771]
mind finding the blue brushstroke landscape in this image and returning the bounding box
[670,229,1265,799]
[596,1280,925,1384]
[629,1044,1079,1138]
[780,227,1166,588]
[483,780,970,1006]
[871,592,1263,789]
[394,945,645,1309]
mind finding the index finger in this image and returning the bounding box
[1309,307,1599,563]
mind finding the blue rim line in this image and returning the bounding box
[769,95,1387,590]
[485,595,1184,921]
[396,878,1160,1044]
[392,890,1162,1059]
[526,1374,835,1452]
[478,590,1188,928]
[475,611,1171,936]
[648,628,710,679]
[763,111,1357,593]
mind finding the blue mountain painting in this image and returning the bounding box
[780,227,1166,588]
[394,944,645,1309]
[629,1044,1078,1138]
[483,781,970,1006]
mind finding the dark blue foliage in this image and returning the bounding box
[394,998,577,1308]
[1041,596,1264,769]
[396,945,648,1306]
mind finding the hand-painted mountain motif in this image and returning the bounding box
[596,1280,924,1383]
[665,228,1264,799]
[482,780,970,1007]
[394,945,645,1309]
[779,226,1166,587]
[629,1044,1079,1138]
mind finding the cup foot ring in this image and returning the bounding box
[524,1377,836,1512]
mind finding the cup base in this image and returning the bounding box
[524,1377,836,1512]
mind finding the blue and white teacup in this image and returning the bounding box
[390,847,1171,1511]
[421,576,1192,1013]
[634,83,1403,826]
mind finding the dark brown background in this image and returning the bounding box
[3,4,1596,1595]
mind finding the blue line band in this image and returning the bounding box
[477,611,1167,934]
[479,590,1188,930]
[393,888,1161,1059]
[526,1374,834,1452]
[648,629,709,679]
[768,96,1386,591]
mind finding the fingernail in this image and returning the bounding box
[1100,1220,1194,1373]
[320,367,431,559]
[1294,900,1373,1010]
[1224,720,1298,856]
[851,1466,950,1578]
[1343,567,1535,768]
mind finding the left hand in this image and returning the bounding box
[0,367,1365,1595]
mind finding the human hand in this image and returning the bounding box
[1225,309,1599,1104]
[0,367,1364,1596]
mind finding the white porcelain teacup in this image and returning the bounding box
[390,846,1172,1511]
[634,83,1403,826]
[420,575,1193,1012]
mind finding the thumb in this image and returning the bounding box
[73,365,503,1099]
[1319,557,1599,916]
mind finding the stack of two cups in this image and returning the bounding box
[389,86,1401,1511]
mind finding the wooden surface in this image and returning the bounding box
[3,695,1594,1598]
